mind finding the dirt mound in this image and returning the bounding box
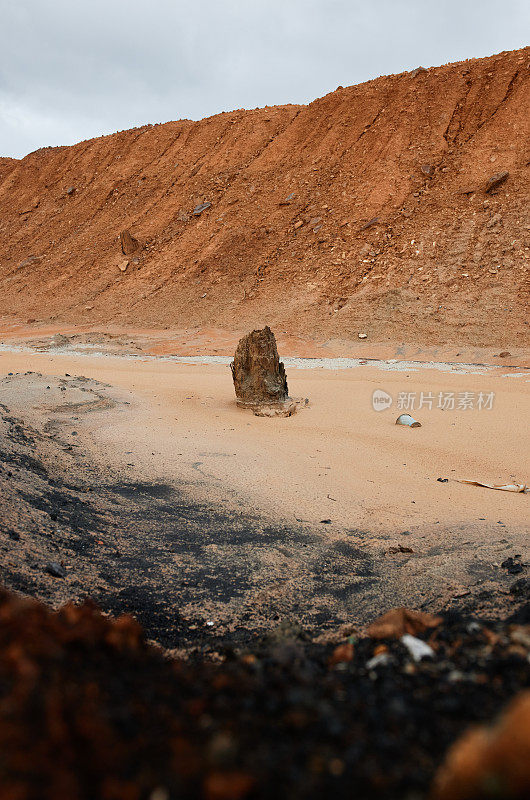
[1,587,529,800]
[0,48,528,346]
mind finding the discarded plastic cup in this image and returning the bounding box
[396,413,421,428]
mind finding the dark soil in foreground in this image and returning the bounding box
[1,589,529,800]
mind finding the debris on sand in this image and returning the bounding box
[457,479,527,493]
[396,413,421,428]
[432,691,530,800]
[230,326,296,416]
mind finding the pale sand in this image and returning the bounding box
[0,349,527,537]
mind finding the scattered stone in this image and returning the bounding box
[420,164,435,177]
[329,641,354,666]
[437,477,449,483]
[279,192,295,205]
[230,326,296,417]
[501,556,524,575]
[359,217,380,231]
[367,608,442,639]
[118,260,129,272]
[498,351,511,358]
[192,201,211,216]
[487,212,503,227]
[120,230,140,255]
[320,519,332,525]
[485,170,509,193]
[358,333,367,339]
[293,220,304,230]
[45,562,66,579]
[66,186,76,196]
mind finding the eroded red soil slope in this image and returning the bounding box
[0,48,528,345]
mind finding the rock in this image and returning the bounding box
[367,608,442,639]
[293,220,303,229]
[45,562,66,579]
[120,230,140,255]
[51,334,70,347]
[410,66,427,77]
[230,327,295,416]
[432,691,530,800]
[66,186,76,196]
[192,201,211,216]
[358,333,367,339]
[498,351,511,358]
[118,260,129,272]
[487,212,503,227]
[501,556,523,575]
[485,170,509,193]
[279,192,295,205]
[329,641,354,666]
[360,217,380,231]
[387,544,414,554]
[420,164,435,177]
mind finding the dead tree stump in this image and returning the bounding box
[230,327,296,416]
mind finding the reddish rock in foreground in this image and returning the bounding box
[432,690,530,800]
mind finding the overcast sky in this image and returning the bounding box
[1,0,528,159]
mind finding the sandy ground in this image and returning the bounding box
[0,336,528,642]
[1,347,527,530]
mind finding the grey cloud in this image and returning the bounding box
[1,0,528,158]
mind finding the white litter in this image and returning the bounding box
[401,634,435,662]
[366,652,392,670]
[457,480,527,493]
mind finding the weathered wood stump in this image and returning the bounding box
[230,327,296,416]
